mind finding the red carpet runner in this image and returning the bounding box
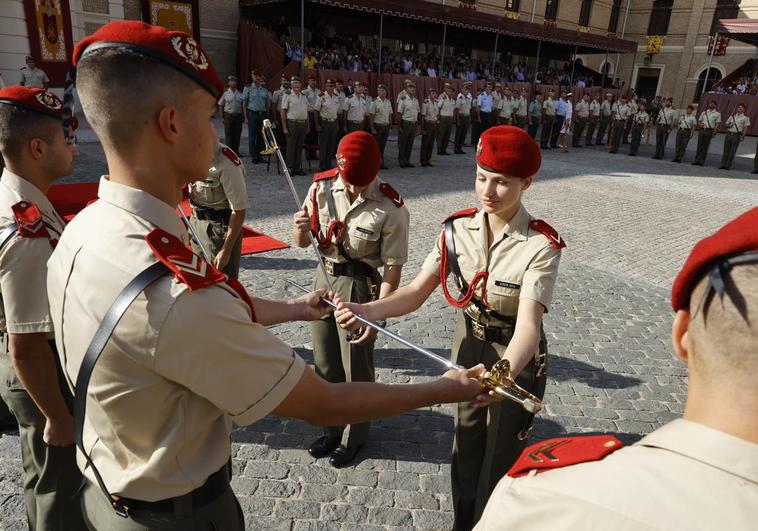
[47,182,289,255]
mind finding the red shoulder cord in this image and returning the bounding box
[439,230,489,309]
[309,183,344,249]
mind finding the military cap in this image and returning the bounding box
[228,74,237,81]
[476,125,541,179]
[73,21,223,98]
[251,69,261,76]
[308,74,316,81]
[290,76,301,83]
[0,86,64,119]
[406,81,416,88]
[443,82,452,89]
[354,80,362,87]
[463,81,472,87]
[377,83,386,90]
[336,131,380,187]
[429,87,438,93]
[671,207,758,312]
[325,78,334,84]
[403,79,412,87]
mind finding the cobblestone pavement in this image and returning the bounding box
[0,124,756,530]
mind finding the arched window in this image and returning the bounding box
[545,0,560,21]
[608,0,622,34]
[579,0,593,27]
[695,67,723,95]
[647,0,674,36]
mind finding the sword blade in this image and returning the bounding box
[177,206,211,263]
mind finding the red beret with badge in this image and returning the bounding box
[671,207,758,312]
[335,131,381,187]
[72,21,223,98]
[0,86,64,119]
[476,125,542,179]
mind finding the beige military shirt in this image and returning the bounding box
[20,66,49,88]
[726,113,750,134]
[0,169,65,334]
[699,109,721,129]
[656,106,676,127]
[422,98,440,123]
[498,97,513,119]
[456,92,473,116]
[272,86,289,112]
[302,175,410,268]
[612,102,630,120]
[395,89,408,108]
[543,98,556,116]
[343,94,368,122]
[438,94,456,117]
[421,206,561,322]
[633,110,650,126]
[368,97,393,125]
[678,113,697,130]
[218,88,244,115]
[189,144,250,212]
[47,177,305,500]
[282,92,309,120]
[475,419,758,531]
[315,92,341,122]
[515,96,528,117]
[574,100,589,118]
[492,91,502,110]
[303,86,321,111]
[398,96,420,122]
[600,100,612,117]
[628,100,638,115]
[589,100,600,117]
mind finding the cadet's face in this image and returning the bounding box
[475,167,531,218]
[345,182,367,196]
[181,89,218,183]
[41,122,76,179]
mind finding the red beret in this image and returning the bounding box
[0,86,63,119]
[336,131,380,187]
[251,69,261,76]
[671,207,758,311]
[73,21,223,98]
[476,125,541,178]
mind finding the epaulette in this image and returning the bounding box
[507,435,623,478]
[221,146,241,166]
[443,207,478,224]
[146,229,226,291]
[399,95,406,100]
[529,219,566,250]
[313,167,338,182]
[11,201,49,238]
[379,182,403,208]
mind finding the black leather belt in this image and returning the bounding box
[117,464,229,515]
[193,207,231,222]
[322,258,375,278]
[464,313,514,345]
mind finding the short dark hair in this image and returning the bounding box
[76,47,198,151]
[0,104,58,162]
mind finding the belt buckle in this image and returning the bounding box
[471,320,486,341]
[324,260,335,276]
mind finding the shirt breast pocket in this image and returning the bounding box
[489,280,522,317]
[193,178,225,205]
[347,224,381,258]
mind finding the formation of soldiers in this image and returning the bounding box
[0,21,755,531]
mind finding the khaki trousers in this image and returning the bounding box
[189,211,242,280]
[372,123,390,165]
[80,479,244,531]
[609,119,625,153]
[421,121,438,164]
[514,115,526,129]
[310,269,377,447]
[674,128,691,161]
[454,115,471,150]
[585,117,597,145]
[596,116,610,145]
[694,129,714,165]
[450,314,547,531]
[654,125,670,159]
[0,343,86,531]
[437,116,454,153]
[720,132,741,169]
[540,116,554,148]
[285,119,307,172]
[318,119,339,171]
[573,117,587,146]
[629,123,644,155]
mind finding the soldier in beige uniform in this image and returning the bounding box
[368,84,393,169]
[596,93,613,145]
[497,87,513,125]
[396,82,420,168]
[281,76,310,175]
[572,93,590,147]
[19,57,49,89]
[314,78,341,171]
[269,75,290,152]
[188,142,249,279]
[437,84,456,156]
[303,75,321,161]
[623,95,638,144]
[652,97,676,159]
[336,126,563,531]
[540,89,556,149]
[672,104,696,163]
[609,96,630,153]
[0,86,85,530]
[50,21,488,531]
[719,103,750,170]
[454,81,473,154]
[628,101,650,156]
[334,78,347,146]
[476,207,758,531]
[343,81,368,133]
[293,131,410,467]
[421,87,440,167]
[514,89,528,130]
[586,94,600,146]
[693,100,721,166]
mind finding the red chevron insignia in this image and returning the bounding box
[221,146,241,166]
[313,167,338,182]
[508,435,623,478]
[145,229,226,291]
[529,219,566,250]
[380,182,404,208]
[11,201,49,239]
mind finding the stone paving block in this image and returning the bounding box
[395,490,439,510]
[367,506,414,526]
[413,509,456,529]
[244,461,289,479]
[346,486,395,507]
[301,483,347,502]
[319,503,369,523]
[237,495,275,516]
[256,480,301,498]
[275,499,322,519]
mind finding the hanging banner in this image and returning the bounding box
[141,0,200,39]
[707,35,730,56]
[459,1,476,9]
[646,35,665,54]
[22,0,74,87]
